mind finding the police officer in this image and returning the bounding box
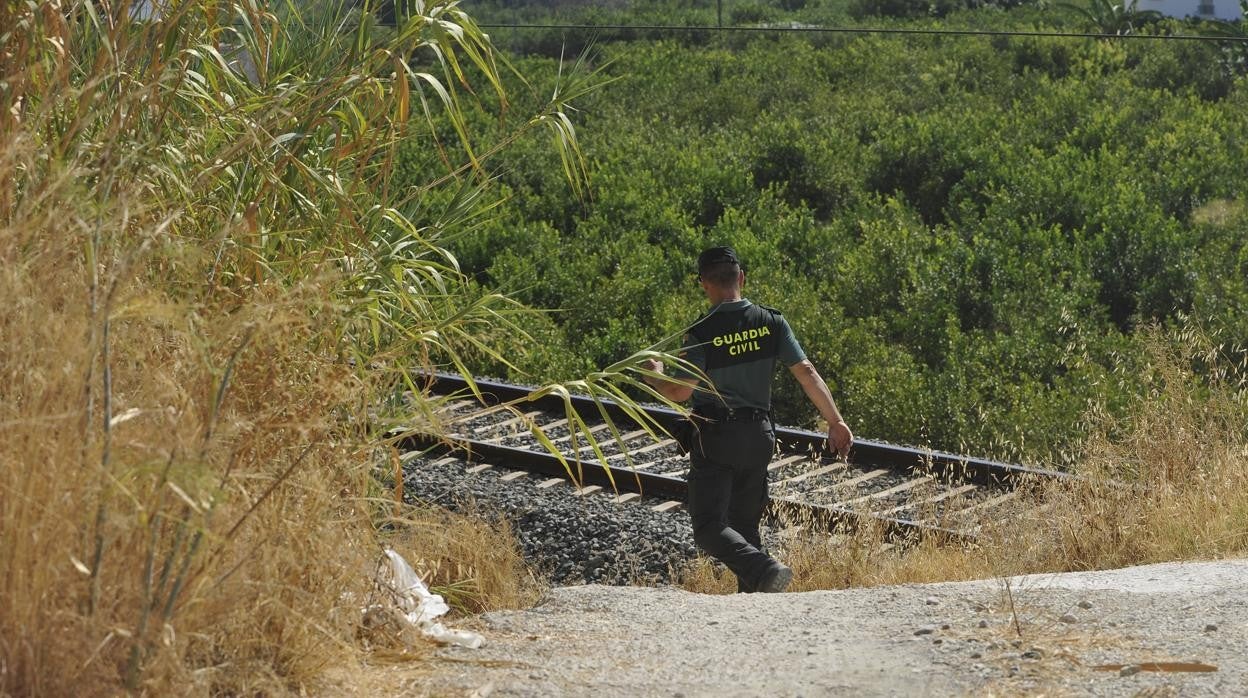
[642,246,853,593]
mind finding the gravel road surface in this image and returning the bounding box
[418,559,1248,697]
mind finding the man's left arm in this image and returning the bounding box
[789,359,853,458]
[776,316,852,458]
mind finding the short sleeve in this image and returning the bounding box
[777,317,806,366]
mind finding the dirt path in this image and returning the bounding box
[409,559,1248,697]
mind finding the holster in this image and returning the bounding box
[671,416,699,456]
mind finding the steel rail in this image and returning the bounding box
[399,432,690,501]
[394,372,1069,541]
[419,372,1068,486]
[398,427,968,542]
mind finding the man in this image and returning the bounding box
[642,246,853,593]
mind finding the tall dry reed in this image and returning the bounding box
[0,0,595,693]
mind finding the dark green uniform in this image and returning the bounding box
[678,299,805,592]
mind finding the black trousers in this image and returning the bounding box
[686,418,777,592]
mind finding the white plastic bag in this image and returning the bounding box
[369,548,485,649]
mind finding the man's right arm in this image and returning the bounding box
[788,359,853,458]
[640,358,697,402]
[639,331,702,403]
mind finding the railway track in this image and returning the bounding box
[397,373,1068,541]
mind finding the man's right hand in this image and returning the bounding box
[828,420,853,459]
[639,357,696,402]
[640,358,665,388]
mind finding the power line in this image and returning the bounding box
[479,21,1248,43]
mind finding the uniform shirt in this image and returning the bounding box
[677,299,805,412]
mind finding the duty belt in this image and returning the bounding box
[692,406,770,423]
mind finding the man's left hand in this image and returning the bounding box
[828,420,853,459]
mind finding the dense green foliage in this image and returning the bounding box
[397,1,1248,463]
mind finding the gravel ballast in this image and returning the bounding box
[402,454,716,586]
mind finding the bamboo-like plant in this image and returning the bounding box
[0,0,684,693]
[1057,0,1163,35]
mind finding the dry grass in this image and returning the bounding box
[1,239,377,694]
[0,156,544,690]
[680,325,1248,594]
[385,506,543,616]
[0,2,565,694]
[1191,198,1245,227]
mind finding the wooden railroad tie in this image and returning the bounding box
[814,468,889,495]
[774,461,849,488]
[838,476,933,508]
[877,483,976,516]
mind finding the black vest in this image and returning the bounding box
[687,302,786,411]
[688,303,784,369]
